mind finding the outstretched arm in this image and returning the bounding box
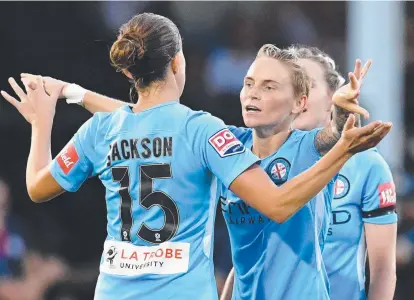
[80,90,129,113]
[2,77,94,203]
[1,77,64,202]
[21,74,128,114]
[231,115,391,223]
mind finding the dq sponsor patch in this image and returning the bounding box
[208,129,245,157]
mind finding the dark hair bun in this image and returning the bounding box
[110,33,145,71]
[109,13,182,89]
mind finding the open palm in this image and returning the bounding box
[341,114,392,154]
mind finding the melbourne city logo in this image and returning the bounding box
[267,158,291,186]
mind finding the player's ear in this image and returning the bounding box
[292,95,307,114]
[171,55,179,74]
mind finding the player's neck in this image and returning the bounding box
[252,123,292,159]
[133,81,180,113]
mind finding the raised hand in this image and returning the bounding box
[21,73,69,99]
[1,76,59,125]
[332,59,372,119]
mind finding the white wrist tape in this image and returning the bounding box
[63,84,87,106]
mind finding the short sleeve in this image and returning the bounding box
[361,151,397,224]
[50,116,97,192]
[185,113,259,188]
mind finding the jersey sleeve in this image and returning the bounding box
[185,113,259,188]
[50,116,98,192]
[361,151,397,224]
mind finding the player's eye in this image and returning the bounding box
[264,86,275,91]
[244,80,254,88]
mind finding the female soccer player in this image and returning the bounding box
[220,47,397,300]
[15,15,390,299]
[215,46,374,300]
[291,45,397,300]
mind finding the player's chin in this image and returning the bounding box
[243,114,266,128]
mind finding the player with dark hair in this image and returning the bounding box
[10,14,391,300]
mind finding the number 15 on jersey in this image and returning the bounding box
[111,163,179,244]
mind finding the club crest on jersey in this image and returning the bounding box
[57,142,79,175]
[334,174,350,199]
[378,182,396,208]
[267,158,291,186]
[208,129,245,157]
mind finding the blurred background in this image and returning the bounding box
[0,1,412,299]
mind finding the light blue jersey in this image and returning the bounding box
[220,127,335,300]
[50,102,259,300]
[323,148,397,300]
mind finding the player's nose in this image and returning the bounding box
[247,86,260,101]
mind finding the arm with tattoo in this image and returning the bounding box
[314,106,350,155]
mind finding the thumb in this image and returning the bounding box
[343,114,356,132]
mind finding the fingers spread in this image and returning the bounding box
[1,90,21,109]
[360,60,373,81]
[8,78,27,100]
[353,59,362,79]
[349,72,359,90]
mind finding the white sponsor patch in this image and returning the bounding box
[378,182,396,208]
[100,240,190,276]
